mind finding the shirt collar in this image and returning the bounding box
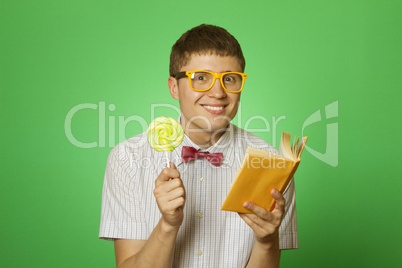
[172,121,236,168]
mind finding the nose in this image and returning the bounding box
[207,78,227,98]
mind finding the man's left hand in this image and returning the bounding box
[238,189,285,245]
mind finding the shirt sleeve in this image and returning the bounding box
[279,177,299,249]
[99,144,149,241]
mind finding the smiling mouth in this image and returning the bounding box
[202,105,226,111]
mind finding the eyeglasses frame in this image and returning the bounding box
[173,70,247,93]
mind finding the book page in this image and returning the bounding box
[279,132,295,160]
[279,132,308,161]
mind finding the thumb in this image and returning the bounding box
[167,162,177,169]
[271,188,285,215]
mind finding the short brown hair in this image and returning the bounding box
[169,24,245,76]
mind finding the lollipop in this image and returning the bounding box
[147,116,184,166]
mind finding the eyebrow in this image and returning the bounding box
[200,70,236,73]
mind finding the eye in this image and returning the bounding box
[224,75,236,83]
[192,72,211,83]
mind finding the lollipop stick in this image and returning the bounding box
[165,151,170,168]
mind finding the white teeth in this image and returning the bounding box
[203,105,224,111]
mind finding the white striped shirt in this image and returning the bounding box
[99,123,298,267]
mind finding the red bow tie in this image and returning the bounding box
[181,146,223,167]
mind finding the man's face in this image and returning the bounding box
[169,53,242,140]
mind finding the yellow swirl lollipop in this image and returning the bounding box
[147,116,184,152]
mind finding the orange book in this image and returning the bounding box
[221,132,308,213]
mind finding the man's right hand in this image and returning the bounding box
[115,163,185,267]
[153,163,185,231]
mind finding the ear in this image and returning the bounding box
[168,76,179,100]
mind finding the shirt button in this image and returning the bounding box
[198,213,204,218]
[197,250,203,256]
[200,177,205,182]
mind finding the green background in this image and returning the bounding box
[1,0,401,267]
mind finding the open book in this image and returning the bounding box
[221,132,308,213]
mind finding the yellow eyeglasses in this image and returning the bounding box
[174,70,247,93]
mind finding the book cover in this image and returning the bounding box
[221,132,307,213]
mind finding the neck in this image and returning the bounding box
[180,116,229,149]
[185,129,225,149]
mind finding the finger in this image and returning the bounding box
[159,194,185,212]
[238,213,274,237]
[271,189,285,217]
[154,178,183,197]
[238,213,260,230]
[166,162,177,169]
[166,197,185,212]
[243,201,275,223]
[170,162,177,169]
[159,194,185,209]
[165,185,185,202]
[155,166,180,186]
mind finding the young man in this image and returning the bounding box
[99,24,298,267]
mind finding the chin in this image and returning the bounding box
[210,119,232,131]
